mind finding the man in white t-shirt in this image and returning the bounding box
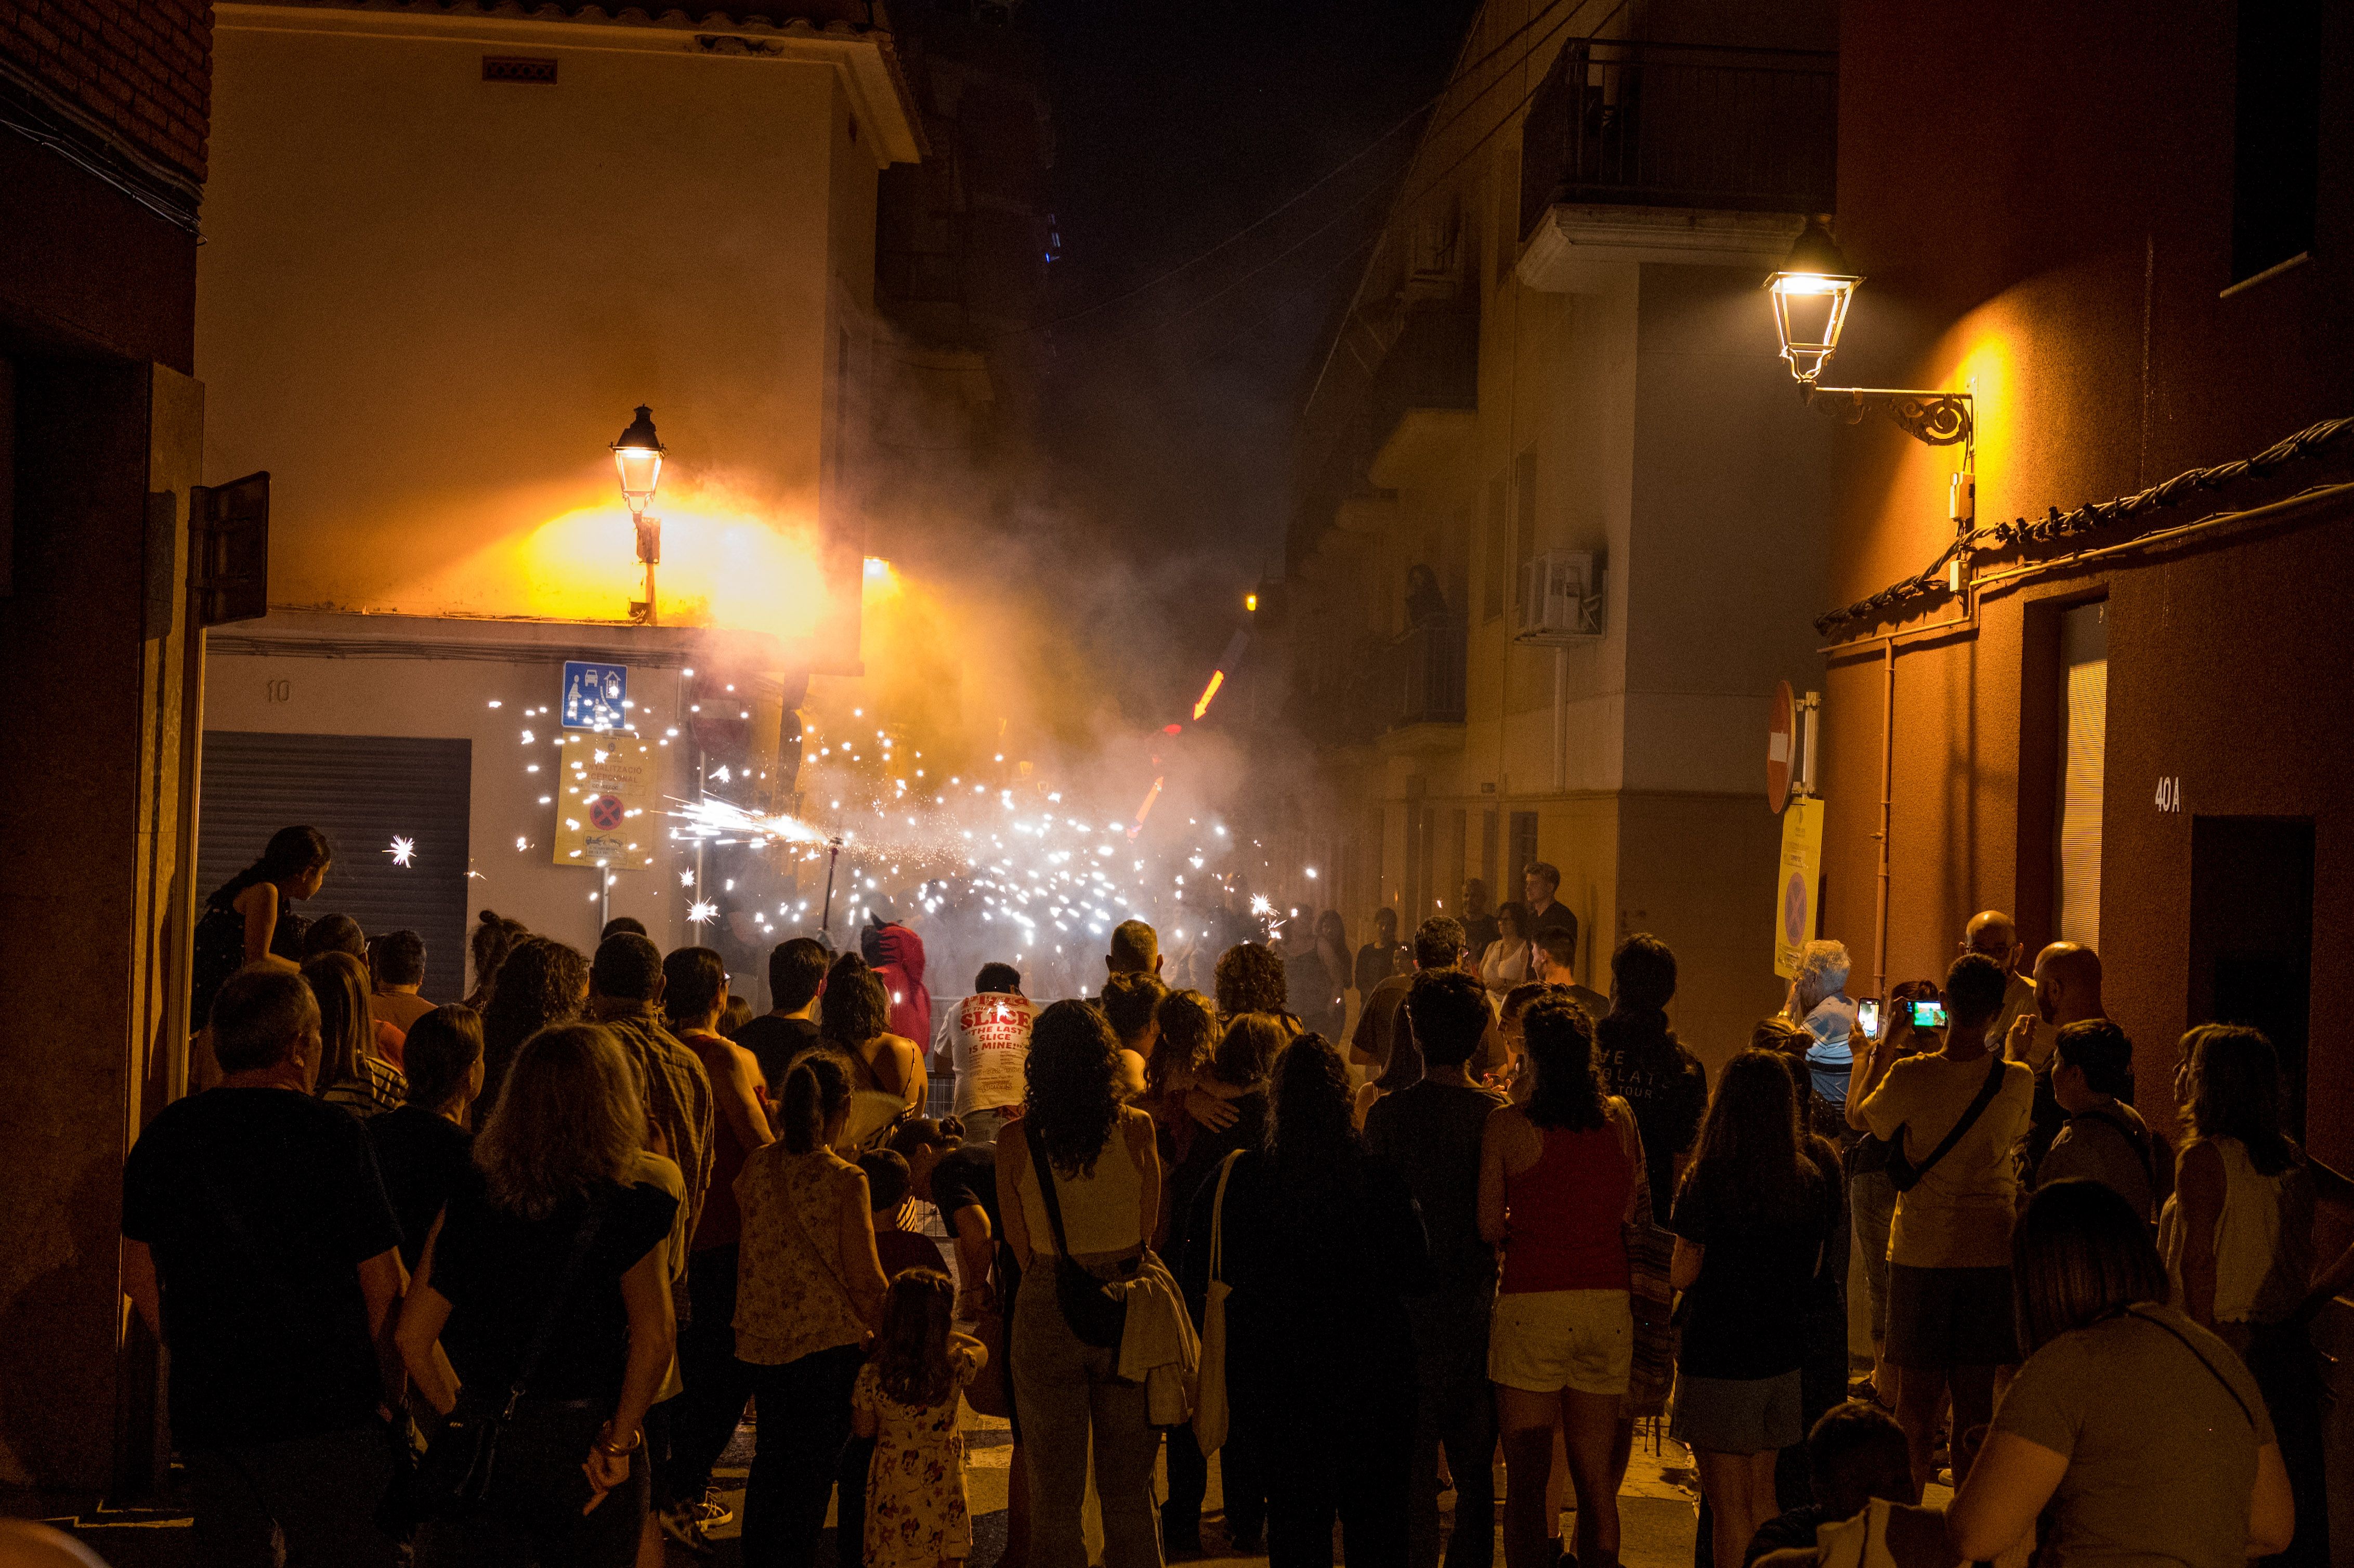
[934,962,1037,1145]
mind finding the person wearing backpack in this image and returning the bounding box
[2038,1020,2170,1222]
[1847,952,2033,1495]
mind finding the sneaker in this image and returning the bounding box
[658,1504,715,1556]
[690,1492,734,1528]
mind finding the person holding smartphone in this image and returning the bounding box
[1847,956,2035,1494]
[1843,980,1932,1408]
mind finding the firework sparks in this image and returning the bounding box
[386,835,416,868]
[687,899,718,924]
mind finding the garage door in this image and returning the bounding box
[198,732,474,1004]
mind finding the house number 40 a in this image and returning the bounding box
[2154,777,2183,813]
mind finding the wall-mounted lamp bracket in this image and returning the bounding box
[1800,385,1973,448]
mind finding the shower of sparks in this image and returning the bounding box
[1249,894,1273,917]
[386,836,416,868]
[679,870,696,887]
[688,899,718,924]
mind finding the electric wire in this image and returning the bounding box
[1010,0,1602,345]
[1814,415,2354,635]
[1041,0,1615,371]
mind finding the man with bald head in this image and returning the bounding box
[1962,911,2036,1052]
[2008,942,2108,1178]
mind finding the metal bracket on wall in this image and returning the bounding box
[1802,385,1974,448]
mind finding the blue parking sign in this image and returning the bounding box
[562,661,629,730]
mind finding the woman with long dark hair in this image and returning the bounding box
[1947,1180,2293,1564]
[1479,997,1642,1568]
[1205,1034,1427,1568]
[734,1051,892,1568]
[2162,1025,2354,1566]
[477,937,590,1126]
[996,1001,1163,1568]
[1667,1050,1837,1568]
[822,952,926,1145]
[191,826,332,1076]
[304,951,406,1118]
[397,1023,680,1566]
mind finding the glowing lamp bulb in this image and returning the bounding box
[1763,218,1861,386]
[611,404,665,513]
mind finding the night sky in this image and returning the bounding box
[1024,0,1483,713]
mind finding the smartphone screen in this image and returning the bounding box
[1909,999,1948,1028]
[1856,999,1881,1039]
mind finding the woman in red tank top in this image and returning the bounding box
[1479,996,1642,1568]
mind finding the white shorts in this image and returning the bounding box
[1488,1288,1633,1396]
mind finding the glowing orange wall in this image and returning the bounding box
[1817,1,2354,1165]
[199,7,901,664]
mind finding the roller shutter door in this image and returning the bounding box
[197,733,473,1004]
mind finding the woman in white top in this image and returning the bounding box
[1479,901,1534,998]
[997,1001,1163,1568]
[2164,1024,2354,1568]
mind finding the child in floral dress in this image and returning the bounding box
[852,1269,988,1568]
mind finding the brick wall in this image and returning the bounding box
[0,0,210,182]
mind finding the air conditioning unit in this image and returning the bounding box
[1515,550,1603,642]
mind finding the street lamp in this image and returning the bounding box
[612,404,664,624]
[1765,219,1972,451]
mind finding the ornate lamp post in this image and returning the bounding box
[612,404,665,624]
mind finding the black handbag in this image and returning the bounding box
[415,1199,606,1520]
[1026,1130,1129,1352]
[1885,1054,2006,1194]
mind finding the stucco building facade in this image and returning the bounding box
[1275,0,1839,1063]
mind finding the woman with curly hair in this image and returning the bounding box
[1213,942,1296,1028]
[996,1001,1163,1568]
[477,936,591,1126]
[1201,1034,1427,1565]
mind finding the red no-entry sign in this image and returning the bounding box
[1767,680,1796,814]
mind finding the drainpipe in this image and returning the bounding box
[1552,643,1568,793]
[1872,639,1895,1001]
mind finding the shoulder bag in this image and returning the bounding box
[414,1197,607,1521]
[1191,1150,1244,1453]
[1885,1053,2007,1194]
[1026,1129,1129,1352]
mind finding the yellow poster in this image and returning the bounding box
[554,745,655,868]
[1772,795,1825,978]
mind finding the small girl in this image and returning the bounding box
[852,1269,987,1568]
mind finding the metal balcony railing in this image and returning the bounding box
[1520,39,1837,236]
[1391,618,1467,728]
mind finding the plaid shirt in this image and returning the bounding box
[592,1001,715,1320]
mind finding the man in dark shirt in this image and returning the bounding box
[1351,916,1510,1082]
[732,936,828,1091]
[1459,879,1501,961]
[122,966,406,1566]
[1522,860,1578,945]
[1365,970,1505,1568]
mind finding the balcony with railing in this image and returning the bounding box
[1520,39,1837,237]
[1388,617,1467,736]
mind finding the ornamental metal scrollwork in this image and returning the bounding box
[1800,387,1974,448]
